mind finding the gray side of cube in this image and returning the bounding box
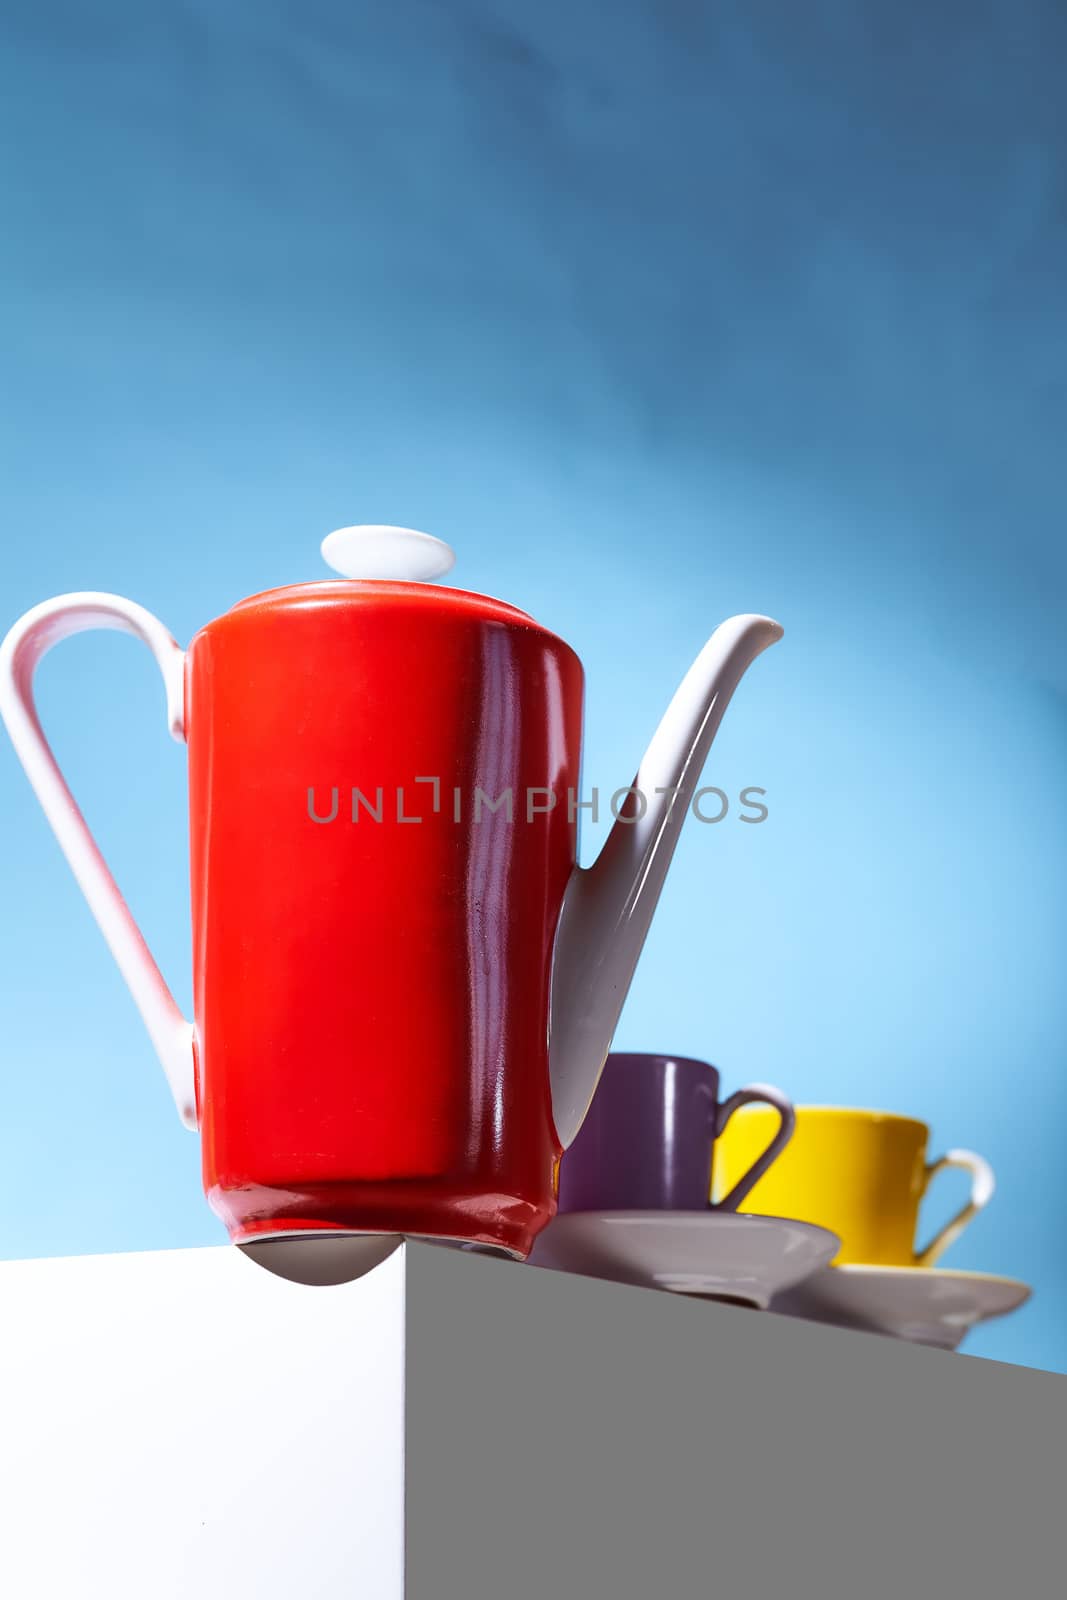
[404,1241,1065,1600]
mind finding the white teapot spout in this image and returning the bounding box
[548,613,783,1148]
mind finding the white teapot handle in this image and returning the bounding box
[0,593,197,1128]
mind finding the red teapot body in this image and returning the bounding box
[188,580,582,1256]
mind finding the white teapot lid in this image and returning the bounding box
[321,525,456,583]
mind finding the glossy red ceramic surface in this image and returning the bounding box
[185,582,584,1256]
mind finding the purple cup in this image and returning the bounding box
[557,1053,795,1214]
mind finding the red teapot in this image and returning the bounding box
[0,527,781,1261]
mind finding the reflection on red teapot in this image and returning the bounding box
[0,526,781,1258]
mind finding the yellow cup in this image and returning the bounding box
[711,1106,994,1267]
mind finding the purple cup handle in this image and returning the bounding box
[711,1084,796,1213]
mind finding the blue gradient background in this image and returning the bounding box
[1,2,1064,1370]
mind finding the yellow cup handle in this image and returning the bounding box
[914,1149,995,1267]
[712,1084,796,1213]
